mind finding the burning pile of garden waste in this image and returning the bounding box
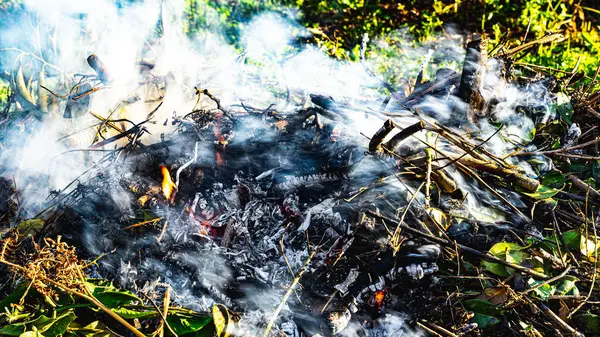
[0,1,600,336]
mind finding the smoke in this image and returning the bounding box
[0,0,557,335]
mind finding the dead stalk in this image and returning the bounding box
[367,211,547,279]
[263,251,315,337]
[0,257,146,337]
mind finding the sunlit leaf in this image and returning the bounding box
[522,185,562,200]
[166,313,213,336]
[110,308,156,319]
[481,242,530,276]
[16,219,45,237]
[528,278,555,301]
[212,304,230,337]
[555,276,579,295]
[580,235,599,262]
[18,332,44,337]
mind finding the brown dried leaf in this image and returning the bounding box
[477,287,509,307]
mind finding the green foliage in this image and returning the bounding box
[0,80,9,105]
[481,242,531,277]
[463,299,502,328]
[0,278,215,337]
[178,0,599,82]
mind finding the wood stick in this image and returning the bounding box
[369,119,395,153]
[384,120,426,151]
[158,288,171,337]
[520,267,571,295]
[457,36,488,122]
[366,211,547,278]
[538,303,584,337]
[445,152,539,193]
[418,320,459,337]
[516,137,600,157]
[264,251,316,337]
[569,175,600,201]
[430,170,457,193]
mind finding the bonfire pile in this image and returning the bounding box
[1,29,600,337]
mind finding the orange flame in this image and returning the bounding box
[216,152,224,166]
[375,290,385,309]
[161,165,177,200]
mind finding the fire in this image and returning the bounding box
[375,290,386,309]
[160,165,177,200]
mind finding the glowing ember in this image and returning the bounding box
[216,152,224,166]
[160,165,177,200]
[138,195,149,207]
[213,124,228,146]
[375,290,386,309]
[330,124,341,142]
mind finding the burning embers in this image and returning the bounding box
[160,165,177,201]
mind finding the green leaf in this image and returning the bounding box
[481,260,509,277]
[110,308,156,319]
[541,171,566,189]
[37,312,76,336]
[557,102,573,125]
[528,278,555,301]
[91,286,141,308]
[166,313,212,336]
[562,230,581,251]
[0,285,28,311]
[481,242,530,276]
[524,127,536,143]
[555,276,578,295]
[522,184,562,200]
[573,313,600,335]
[471,313,501,329]
[463,299,501,316]
[16,219,45,237]
[0,325,26,336]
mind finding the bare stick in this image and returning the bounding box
[366,211,547,278]
[384,120,426,151]
[443,151,539,193]
[520,267,571,295]
[418,320,458,337]
[175,141,198,188]
[521,137,600,157]
[569,175,600,201]
[123,217,163,230]
[369,119,395,153]
[263,251,316,337]
[157,221,169,243]
[538,303,584,337]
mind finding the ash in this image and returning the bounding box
[54,101,442,336]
